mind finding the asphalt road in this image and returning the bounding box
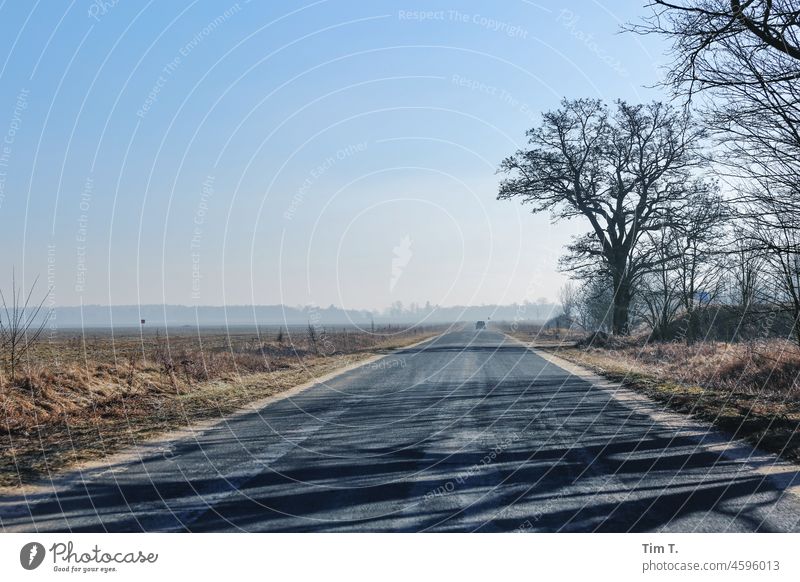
[2,329,800,532]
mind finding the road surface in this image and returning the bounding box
[2,330,800,532]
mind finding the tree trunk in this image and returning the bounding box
[792,306,800,349]
[794,318,800,349]
[612,276,633,335]
[685,307,700,345]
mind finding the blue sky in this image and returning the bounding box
[0,0,666,309]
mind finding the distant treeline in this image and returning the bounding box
[40,302,560,328]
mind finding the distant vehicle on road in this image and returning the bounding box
[475,320,486,330]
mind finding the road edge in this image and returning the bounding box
[501,332,800,500]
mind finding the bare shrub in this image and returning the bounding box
[0,272,50,381]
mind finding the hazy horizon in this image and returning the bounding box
[35,300,563,327]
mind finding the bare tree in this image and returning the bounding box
[498,98,710,334]
[638,228,682,339]
[635,0,800,343]
[306,322,318,355]
[635,2,800,87]
[558,282,579,322]
[576,276,614,333]
[729,231,764,309]
[671,189,728,342]
[634,188,726,341]
[0,272,50,381]
[635,1,800,189]
[742,190,800,345]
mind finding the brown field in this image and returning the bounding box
[0,324,442,487]
[502,322,800,462]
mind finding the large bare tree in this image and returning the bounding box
[498,98,709,334]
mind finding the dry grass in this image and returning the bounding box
[0,325,439,486]
[498,321,587,346]
[525,335,800,462]
[557,339,800,398]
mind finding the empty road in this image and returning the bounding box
[2,330,800,532]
